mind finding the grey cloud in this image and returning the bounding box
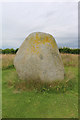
[2,2,78,49]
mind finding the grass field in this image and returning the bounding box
[2,54,78,118]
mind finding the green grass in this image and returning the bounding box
[2,66,78,118]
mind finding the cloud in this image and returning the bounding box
[2,2,78,49]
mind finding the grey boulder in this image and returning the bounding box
[14,32,64,82]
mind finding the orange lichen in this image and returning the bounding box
[28,33,56,55]
[46,36,49,42]
[36,33,39,40]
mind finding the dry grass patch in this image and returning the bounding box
[61,53,78,67]
[1,53,78,69]
[2,54,15,69]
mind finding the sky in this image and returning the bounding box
[1,2,78,49]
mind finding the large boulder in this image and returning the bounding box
[14,32,64,82]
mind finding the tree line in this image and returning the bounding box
[59,47,80,54]
[0,48,19,54]
[0,47,80,54]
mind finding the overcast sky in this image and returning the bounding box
[2,2,78,49]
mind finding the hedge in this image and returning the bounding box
[0,47,80,54]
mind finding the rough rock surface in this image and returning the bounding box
[14,32,64,82]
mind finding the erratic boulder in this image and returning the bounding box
[14,32,64,82]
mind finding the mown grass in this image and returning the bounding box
[2,53,78,118]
